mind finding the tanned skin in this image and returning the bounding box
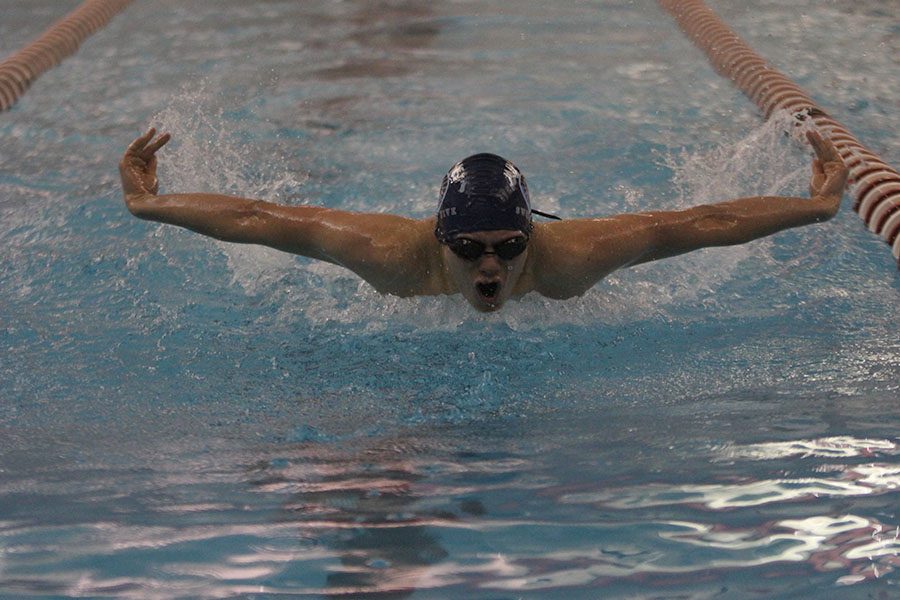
[120,129,847,312]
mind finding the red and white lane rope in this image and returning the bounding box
[0,0,133,112]
[659,0,900,266]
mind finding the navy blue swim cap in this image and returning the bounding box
[435,153,533,243]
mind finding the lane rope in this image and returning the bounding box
[659,0,900,266]
[4,0,898,266]
[0,0,133,112]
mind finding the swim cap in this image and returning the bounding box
[434,153,533,243]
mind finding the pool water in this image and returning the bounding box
[1,0,898,598]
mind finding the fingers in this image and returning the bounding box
[824,160,848,192]
[804,131,849,202]
[805,134,848,201]
[126,127,171,160]
[809,159,825,197]
[120,128,170,198]
[126,127,156,153]
[806,130,841,164]
[144,132,171,156]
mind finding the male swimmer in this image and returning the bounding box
[120,129,847,312]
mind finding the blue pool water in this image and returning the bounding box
[1,0,898,597]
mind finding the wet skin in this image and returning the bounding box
[121,129,848,313]
[439,230,528,312]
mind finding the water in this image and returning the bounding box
[1,0,898,597]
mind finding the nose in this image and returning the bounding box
[477,252,502,276]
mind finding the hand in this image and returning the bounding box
[119,128,170,199]
[807,131,847,212]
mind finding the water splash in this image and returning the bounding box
[151,79,307,296]
[150,88,816,330]
[666,110,809,208]
[718,436,897,461]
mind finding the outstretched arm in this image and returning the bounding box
[532,131,848,298]
[631,131,846,263]
[119,129,440,296]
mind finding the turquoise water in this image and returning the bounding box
[1,0,898,598]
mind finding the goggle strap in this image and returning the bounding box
[531,208,561,221]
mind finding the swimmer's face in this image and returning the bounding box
[441,230,528,312]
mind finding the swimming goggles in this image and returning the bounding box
[445,236,528,261]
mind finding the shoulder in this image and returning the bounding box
[306,209,435,258]
[356,216,446,297]
[283,208,442,297]
[526,221,600,298]
[366,215,436,258]
[526,215,661,298]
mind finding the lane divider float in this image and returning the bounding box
[659,0,900,266]
[0,0,133,112]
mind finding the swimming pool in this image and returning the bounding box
[1,0,898,597]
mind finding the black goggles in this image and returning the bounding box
[445,236,528,261]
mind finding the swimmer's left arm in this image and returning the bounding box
[632,131,847,264]
[532,132,847,297]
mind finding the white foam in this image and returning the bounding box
[151,89,817,330]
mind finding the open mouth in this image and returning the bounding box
[476,281,500,301]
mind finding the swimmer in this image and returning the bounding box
[120,128,847,312]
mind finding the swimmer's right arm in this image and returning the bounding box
[119,129,440,296]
